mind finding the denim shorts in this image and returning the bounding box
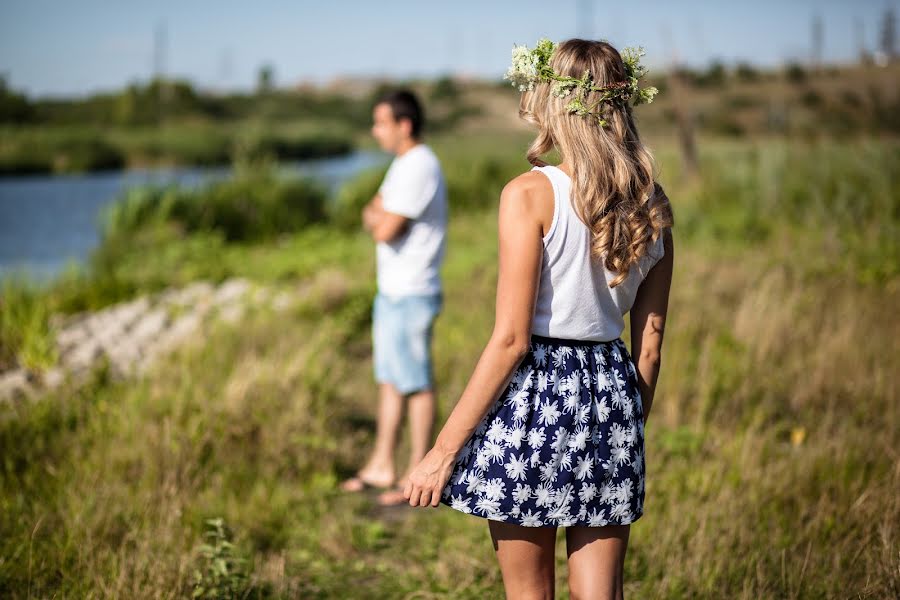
[372,292,442,395]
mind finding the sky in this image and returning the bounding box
[0,0,895,98]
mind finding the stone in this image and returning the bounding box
[213,278,250,306]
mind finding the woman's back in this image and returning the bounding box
[529,164,665,342]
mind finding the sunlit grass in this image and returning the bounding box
[1,134,898,598]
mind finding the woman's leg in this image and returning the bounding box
[565,524,630,600]
[488,520,557,600]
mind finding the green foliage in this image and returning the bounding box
[192,518,249,600]
[735,62,760,82]
[101,170,328,243]
[329,165,388,230]
[0,77,35,123]
[0,276,57,371]
[0,128,125,174]
[785,62,807,84]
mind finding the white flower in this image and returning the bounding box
[513,483,533,504]
[622,395,635,419]
[481,477,508,502]
[552,346,573,369]
[513,401,530,424]
[475,448,490,471]
[466,470,484,494]
[615,479,634,504]
[574,347,587,367]
[487,417,508,444]
[536,371,549,392]
[528,427,547,449]
[611,387,629,410]
[633,449,644,476]
[484,440,506,464]
[608,423,627,448]
[521,509,544,527]
[563,394,580,415]
[579,483,598,503]
[588,507,609,526]
[550,428,570,453]
[534,483,554,507]
[594,397,611,422]
[598,481,615,504]
[511,365,533,389]
[475,497,502,516]
[504,453,528,481]
[612,445,631,466]
[504,44,541,92]
[532,344,549,366]
[507,426,527,449]
[451,494,472,513]
[539,461,558,484]
[574,455,595,480]
[574,403,590,425]
[557,450,573,471]
[538,399,562,426]
[610,502,631,521]
[568,426,590,451]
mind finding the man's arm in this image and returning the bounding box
[362,194,410,242]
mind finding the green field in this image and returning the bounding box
[1,130,898,598]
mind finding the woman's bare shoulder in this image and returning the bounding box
[500,170,554,233]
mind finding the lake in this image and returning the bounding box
[0,150,389,285]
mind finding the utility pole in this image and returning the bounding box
[811,14,824,70]
[577,0,593,39]
[153,20,170,124]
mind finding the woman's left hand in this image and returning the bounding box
[402,444,458,508]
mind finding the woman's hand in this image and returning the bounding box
[402,444,458,508]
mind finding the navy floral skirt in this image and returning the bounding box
[440,334,646,528]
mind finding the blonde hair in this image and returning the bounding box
[519,39,674,287]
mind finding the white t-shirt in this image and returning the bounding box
[376,144,448,296]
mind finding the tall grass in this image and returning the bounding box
[0,135,897,598]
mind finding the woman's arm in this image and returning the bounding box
[403,174,546,508]
[629,227,674,426]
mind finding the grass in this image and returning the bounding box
[0,133,898,598]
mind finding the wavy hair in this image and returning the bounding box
[519,39,674,287]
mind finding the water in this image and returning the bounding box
[0,150,389,285]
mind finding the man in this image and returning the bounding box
[340,90,448,506]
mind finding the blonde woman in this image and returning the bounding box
[402,39,674,599]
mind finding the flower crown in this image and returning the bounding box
[504,38,658,127]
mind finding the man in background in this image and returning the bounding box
[340,90,448,506]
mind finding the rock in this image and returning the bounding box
[62,339,103,371]
[129,308,169,347]
[213,278,251,306]
[55,325,89,351]
[41,367,65,389]
[0,369,31,401]
[160,281,215,308]
[271,290,296,312]
[218,303,245,324]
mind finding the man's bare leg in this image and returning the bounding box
[377,386,436,505]
[340,382,405,491]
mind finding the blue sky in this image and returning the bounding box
[0,0,893,97]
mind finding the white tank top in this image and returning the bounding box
[529,165,665,342]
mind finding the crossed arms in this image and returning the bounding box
[362,194,410,243]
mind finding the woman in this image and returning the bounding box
[403,38,674,599]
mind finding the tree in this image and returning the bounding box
[257,64,275,95]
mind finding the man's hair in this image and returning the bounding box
[376,89,425,139]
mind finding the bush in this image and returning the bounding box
[102,170,329,242]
